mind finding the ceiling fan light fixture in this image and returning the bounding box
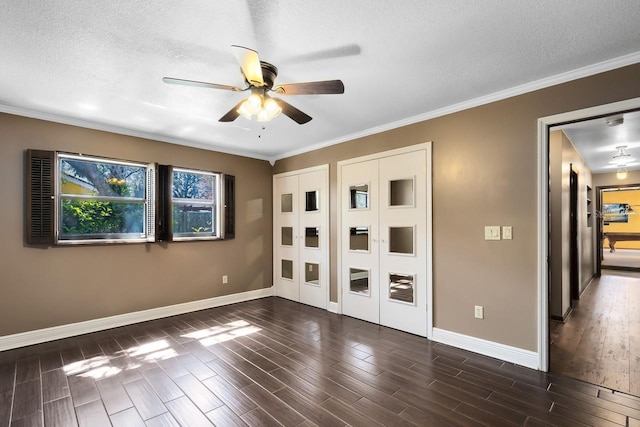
[263,98,282,119]
[256,108,271,122]
[245,93,263,115]
[236,101,253,120]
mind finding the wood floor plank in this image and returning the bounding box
[164,395,213,427]
[144,412,180,427]
[141,368,184,403]
[205,405,248,427]
[429,380,528,425]
[319,397,385,427]
[175,354,216,381]
[75,399,111,427]
[240,383,306,427]
[16,357,40,384]
[351,397,420,427]
[67,375,100,407]
[39,351,63,373]
[12,378,41,420]
[43,396,78,427]
[269,367,331,404]
[42,368,70,403]
[122,379,167,420]
[202,375,257,416]
[454,403,522,427]
[240,408,281,427]
[550,402,622,427]
[10,412,43,427]
[0,390,13,427]
[205,358,254,390]
[110,406,146,427]
[273,386,345,427]
[96,376,134,415]
[173,373,223,413]
[312,366,408,413]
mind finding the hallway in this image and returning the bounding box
[551,270,640,395]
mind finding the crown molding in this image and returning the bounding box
[0,104,271,162]
[270,50,640,163]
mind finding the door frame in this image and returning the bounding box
[537,97,640,371]
[336,142,433,339]
[597,184,640,274]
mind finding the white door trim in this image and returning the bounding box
[537,97,640,372]
[337,142,433,339]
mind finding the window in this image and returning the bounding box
[56,153,155,244]
[26,150,234,245]
[171,168,220,240]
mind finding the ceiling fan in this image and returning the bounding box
[163,45,345,124]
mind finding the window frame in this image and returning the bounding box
[170,166,222,241]
[54,152,156,245]
[26,150,234,246]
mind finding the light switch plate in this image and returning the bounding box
[502,226,513,240]
[484,226,501,240]
[474,305,484,319]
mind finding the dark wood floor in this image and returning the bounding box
[2,298,640,427]
[551,270,640,396]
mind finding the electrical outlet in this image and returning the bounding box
[222,275,228,284]
[474,305,484,319]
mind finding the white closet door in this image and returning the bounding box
[298,169,328,310]
[341,159,380,324]
[378,150,428,336]
[274,175,299,302]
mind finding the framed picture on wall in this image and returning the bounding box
[603,203,630,223]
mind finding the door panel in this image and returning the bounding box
[379,151,427,336]
[274,175,299,302]
[298,169,328,310]
[341,159,380,324]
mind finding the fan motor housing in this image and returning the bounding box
[259,61,278,89]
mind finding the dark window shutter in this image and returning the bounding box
[224,174,235,239]
[26,149,54,245]
[156,164,173,242]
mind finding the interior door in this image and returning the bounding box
[341,159,380,324]
[378,150,428,336]
[298,169,328,310]
[569,167,579,302]
[274,175,299,302]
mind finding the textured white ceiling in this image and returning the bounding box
[561,111,640,174]
[1,1,640,160]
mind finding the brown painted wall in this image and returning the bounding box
[273,63,640,351]
[0,113,273,336]
[549,130,594,319]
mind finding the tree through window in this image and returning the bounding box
[57,153,154,243]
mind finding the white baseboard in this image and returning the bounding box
[328,301,340,314]
[0,287,274,352]
[432,327,539,370]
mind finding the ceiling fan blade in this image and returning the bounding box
[218,100,246,122]
[274,79,344,95]
[231,45,264,87]
[162,77,243,92]
[276,98,312,124]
